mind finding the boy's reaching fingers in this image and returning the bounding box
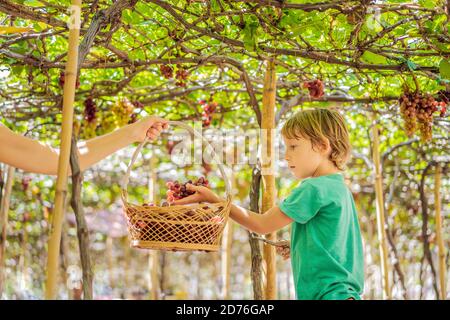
[171,193,201,205]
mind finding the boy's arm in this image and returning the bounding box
[229,204,293,235]
[172,184,293,235]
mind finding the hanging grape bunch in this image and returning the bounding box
[159,65,173,79]
[84,97,97,123]
[82,96,98,139]
[159,64,189,86]
[399,91,417,137]
[437,90,449,117]
[303,79,324,98]
[59,71,80,89]
[399,90,440,141]
[200,99,218,128]
[112,98,135,127]
[416,94,438,142]
[175,64,189,87]
[165,177,209,203]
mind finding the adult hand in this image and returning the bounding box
[131,116,169,142]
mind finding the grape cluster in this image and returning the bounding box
[166,177,209,203]
[112,98,135,127]
[437,90,449,117]
[160,65,173,79]
[399,91,440,141]
[175,64,189,87]
[59,72,80,89]
[159,64,189,87]
[399,92,417,137]
[83,97,97,123]
[302,79,324,98]
[200,99,218,128]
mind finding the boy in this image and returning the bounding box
[173,109,364,300]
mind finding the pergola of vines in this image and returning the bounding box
[0,0,449,124]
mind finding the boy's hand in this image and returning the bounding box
[131,116,169,142]
[275,240,290,260]
[171,184,222,205]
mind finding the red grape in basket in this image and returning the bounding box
[166,177,209,203]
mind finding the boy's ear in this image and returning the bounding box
[319,137,331,154]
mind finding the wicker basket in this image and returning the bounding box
[121,120,232,252]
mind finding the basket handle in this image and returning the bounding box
[121,120,232,203]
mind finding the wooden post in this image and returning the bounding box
[0,166,15,296]
[70,135,93,300]
[434,165,446,300]
[148,154,160,300]
[371,120,391,300]
[45,0,82,299]
[261,59,277,299]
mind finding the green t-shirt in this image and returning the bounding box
[279,173,364,300]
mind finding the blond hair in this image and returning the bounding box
[281,109,351,170]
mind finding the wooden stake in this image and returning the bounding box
[45,0,82,299]
[261,59,277,300]
[434,165,446,300]
[371,120,391,299]
[0,166,15,296]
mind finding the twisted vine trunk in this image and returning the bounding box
[419,162,439,299]
[248,167,264,300]
[70,134,93,299]
[384,160,408,299]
